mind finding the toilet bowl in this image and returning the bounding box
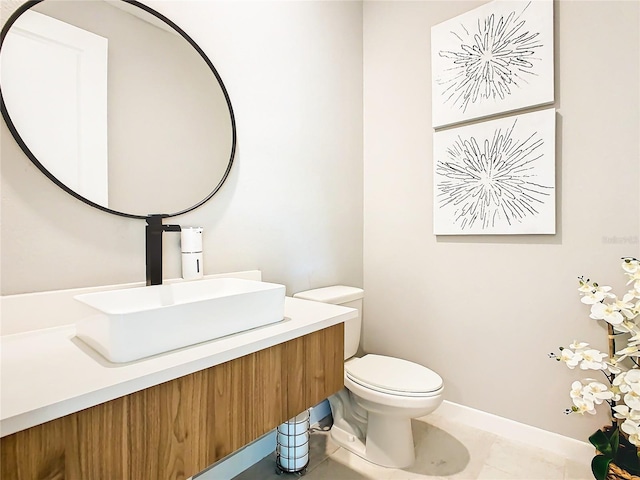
[293,286,444,469]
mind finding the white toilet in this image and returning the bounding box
[293,286,444,469]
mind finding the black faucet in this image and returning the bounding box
[145,215,181,286]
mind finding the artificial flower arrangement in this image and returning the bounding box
[551,257,640,480]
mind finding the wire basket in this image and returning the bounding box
[276,410,310,474]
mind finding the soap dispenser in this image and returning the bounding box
[180,227,203,280]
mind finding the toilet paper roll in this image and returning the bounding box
[277,452,308,471]
[277,441,309,457]
[277,411,310,435]
[276,431,309,449]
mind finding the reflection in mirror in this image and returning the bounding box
[1,0,235,218]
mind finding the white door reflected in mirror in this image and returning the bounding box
[1,10,108,206]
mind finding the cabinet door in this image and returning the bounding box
[282,323,345,419]
[126,373,206,478]
[66,396,128,478]
[0,417,65,479]
[304,323,345,408]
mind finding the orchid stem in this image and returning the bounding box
[607,322,619,426]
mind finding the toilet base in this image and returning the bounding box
[330,412,415,469]
[365,412,415,468]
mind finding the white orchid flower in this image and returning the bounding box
[613,370,640,393]
[621,419,640,446]
[577,349,608,370]
[572,397,596,415]
[613,405,640,422]
[616,293,638,319]
[626,393,640,411]
[622,378,640,408]
[590,302,624,325]
[560,348,582,369]
[607,362,622,375]
[581,292,602,305]
[581,289,608,305]
[579,281,614,303]
[582,382,614,404]
[613,376,630,393]
[570,381,584,400]
[615,345,640,363]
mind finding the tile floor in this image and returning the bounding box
[232,412,593,480]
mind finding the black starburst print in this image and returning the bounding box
[435,119,552,230]
[436,2,543,113]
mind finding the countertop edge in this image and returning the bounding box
[1,299,355,437]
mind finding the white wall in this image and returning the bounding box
[1,0,363,295]
[3,0,639,450]
[363,0,639,442]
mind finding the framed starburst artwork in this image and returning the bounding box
[431,0,554,128]
[433,108,555,235]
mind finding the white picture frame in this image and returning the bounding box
[433,108,556,235]
[431,0,554,128]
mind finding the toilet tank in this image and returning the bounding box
[292,286,363,360]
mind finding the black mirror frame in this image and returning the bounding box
[0,0,236,220]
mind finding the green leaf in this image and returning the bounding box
[592,454,612,480]
[590,429,613,457]
[610,427,620,454]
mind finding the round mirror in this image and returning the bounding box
[0,0,236,219]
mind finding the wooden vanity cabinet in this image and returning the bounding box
[0,323,344,480]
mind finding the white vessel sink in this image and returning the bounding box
[74,278,286,363]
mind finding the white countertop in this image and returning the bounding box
[0,297,355,438]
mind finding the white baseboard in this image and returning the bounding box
[436,400,593,464]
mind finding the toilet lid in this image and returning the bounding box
[345,354,443,394]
